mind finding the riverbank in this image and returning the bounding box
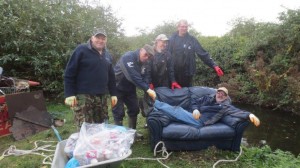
[0,103,299,167]
[236,103,300,156]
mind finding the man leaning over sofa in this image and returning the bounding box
[154,87,260,128]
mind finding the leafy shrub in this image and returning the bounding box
[0,0,127,99]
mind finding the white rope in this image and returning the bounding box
[0,140,57,165]
[126,141,172,168]
[212,147,243,168]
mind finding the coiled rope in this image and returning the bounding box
[0,140,57,165]
[126,141,172,168]
[213,147,243,168]
[126,142,243,168]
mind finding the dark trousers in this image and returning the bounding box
[175,73,193,87]
[112,89,139,122]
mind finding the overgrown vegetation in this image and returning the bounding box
[202,11,300,115]
[0,0,127,98]
[0,1,299,114]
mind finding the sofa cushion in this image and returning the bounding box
[162,122,235,140]
[155,87,190,110]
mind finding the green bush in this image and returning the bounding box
[196,9,300,114]
[0,0,127,99]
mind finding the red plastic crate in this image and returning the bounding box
[0,96,11,137]
[0,96,5,104]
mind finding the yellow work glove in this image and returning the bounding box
[111,96,117,108]
[192,109,201,120]
[147,89,156,100]
[249,114,260,127]
[64,96,77,107]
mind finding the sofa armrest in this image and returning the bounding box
[230,119,250,151]
[147,110,171,150]
[220,115,250,151]
[221,115,248,129]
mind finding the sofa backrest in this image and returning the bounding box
[155,86,218,111]
[155,87,190,110]
[189,86,216,99]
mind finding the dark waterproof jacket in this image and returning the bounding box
[64,40,117,97]
[144,50,175,87]
[168,32,217,76]
[191,94,250,125]
[114,49,149,93]
[191,94,231,111]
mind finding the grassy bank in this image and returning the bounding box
[0,103,299,168]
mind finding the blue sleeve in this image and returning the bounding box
[227,105,251,119]
[191,95,212,111]
[167,35,175,54]
[64,45,82,97]
[193,37,217,69]
[166,51,175,83]
[108,63,117,96]
[121,54,149,91]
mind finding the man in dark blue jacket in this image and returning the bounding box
[64,29,118,129]
[168,20,224,87]
[113,44,156,130]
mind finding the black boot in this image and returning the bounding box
[114,120,123,126]
[128,117,144,140]
[128,117,137,129]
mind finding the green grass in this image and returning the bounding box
[0,102,299,168]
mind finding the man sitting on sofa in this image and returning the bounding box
[154,87,260,128]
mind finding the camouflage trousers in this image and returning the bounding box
[72,94,108,129]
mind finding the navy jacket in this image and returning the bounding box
[191,94,231,111]
[64,40,117,97]
[114,49,149,92]
[144,50,175,87]
[168,32,217,76]
[191,94,249,125]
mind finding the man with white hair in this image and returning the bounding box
[168,19,224,87]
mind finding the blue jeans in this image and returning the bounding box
[154,100,204,128]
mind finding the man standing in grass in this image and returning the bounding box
[113,44,156,132]
[64,28,117,129]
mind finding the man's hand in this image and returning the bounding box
[171,82,182,90]
[111,96,118,108]
[214,66,224,77]
[192,109,201,120]
[65,96,77,107]
[147,89,156,100]
[149,83,154,90]
[249,114,260,127]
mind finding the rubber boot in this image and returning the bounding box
[128,117,144,140]
[114,120,123,126]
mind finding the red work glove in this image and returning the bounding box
[214,66,224,77]
[171,82,182,90]
[149,83,154,90]
[28,80,40,86]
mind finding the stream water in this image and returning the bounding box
[236,104,300,156]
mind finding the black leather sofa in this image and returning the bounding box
[146,86,250,151]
